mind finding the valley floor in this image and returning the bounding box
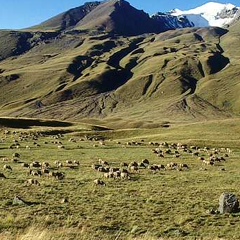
[0,118,240,240]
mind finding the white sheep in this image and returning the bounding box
[25,178,40,186]
[93,179,106,186]
[120,172,130,180]
[21,163,30,168]
[3,164,12,171]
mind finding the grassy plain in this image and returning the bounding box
[0,117,240,240]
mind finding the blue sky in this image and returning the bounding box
[0,0,239,29]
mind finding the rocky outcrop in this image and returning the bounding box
[12,195,29,206]
[219,193,239,214]
[152,13,194,29]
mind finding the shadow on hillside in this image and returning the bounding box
[0,117,73,129]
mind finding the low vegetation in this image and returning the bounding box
[0,118,240,239]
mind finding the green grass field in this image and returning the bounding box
[0,118,240,240]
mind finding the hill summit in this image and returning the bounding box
[32,0,170,35]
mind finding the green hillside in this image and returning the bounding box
[0,0,239,129]
[0,26,237,127]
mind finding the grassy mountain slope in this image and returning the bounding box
[0,31,32,60]
[0,1,239,128]
[197,20,240,115]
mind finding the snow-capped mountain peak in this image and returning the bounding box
[183,2,236,15]
[171,2,240,27]
[169,9,183,15]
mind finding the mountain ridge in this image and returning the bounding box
[23,1,240,35]
[27,1,240,32]
[72,0,167,35]
[29,2,101,31]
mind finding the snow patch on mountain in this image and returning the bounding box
[171,2,240,27]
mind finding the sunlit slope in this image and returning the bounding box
[27,2,101,31]
[0,24,238,126]
[197,20,240,115]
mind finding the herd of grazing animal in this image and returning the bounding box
[0,131,76,186]
[150,141,230,170]
[1,154,67,185]
[0,130,232,189]
[91,141,231,186]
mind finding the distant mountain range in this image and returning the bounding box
[169,2,239,27]
[153,2,240,30]
[29,1,240,34]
